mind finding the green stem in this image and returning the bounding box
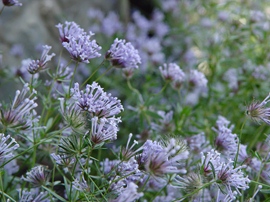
[234,118,246,167]
[127,79,144,103]
[95,65,114,82]
[69,61,79,97]
[0,171,5,202]
[155,81,169,96]
[0,190,15,202]
[42,185,67,202]
[248,123,265,150]
[82,59,106,86]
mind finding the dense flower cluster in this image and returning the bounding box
[1,1,270,201]
[56,21,101,63]
[106,38,141,69]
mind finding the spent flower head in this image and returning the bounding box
[27,45,55,74]
[173,172,203,194]
[2,0,22,6]
[106,38,141,69]
[246,93,270,125]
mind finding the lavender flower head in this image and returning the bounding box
[55,21,85,43]
[189,69,208,88]
[246,93,270,125]
[62,32,102,63]
[71,82,124,119]
[90,116,119,145]
[217,159,250,198]
[159,63,186,90]
[140,139,188,176]
[106,38,141,69]
[0,83,39,130]
[22,165,51,187]
[110,182,143,202]
[212,116,239,158]
[2,0,22,6]
[0,133,19,162]
[28,45,55,74]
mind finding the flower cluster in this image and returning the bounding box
[56,21,102,63]
[27,45,55,74]
[0,83,39,131]
[106,38,141,69]
[159,63,186,90]
[212,116,239,158]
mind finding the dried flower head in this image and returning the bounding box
[2,0,22,6]
[106,38,141,69]
[246,93,270,125]
[22,165,51,187]
[28,45,55,74]
[173,172,203,194]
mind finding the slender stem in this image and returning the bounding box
[82,59,106,86]
[127,79,144,103]
[69,61,79,97]
[154,81,169,96]
[0,171,5,202]
[234,118,246,167]
[95,65,114,82]
[248,124,265,150]
[30,74,34,93]
[0,6,5,16]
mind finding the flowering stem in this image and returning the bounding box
[0,171,6,202]
[0,6,4,16]
[95,65,114,82]
[42,185,67,202]
[248,124,265,150]
[154,81,169,96]
[234,118,246,167]
[69,61,79,97]
[82,59,106,86]
[127,79,144,103]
